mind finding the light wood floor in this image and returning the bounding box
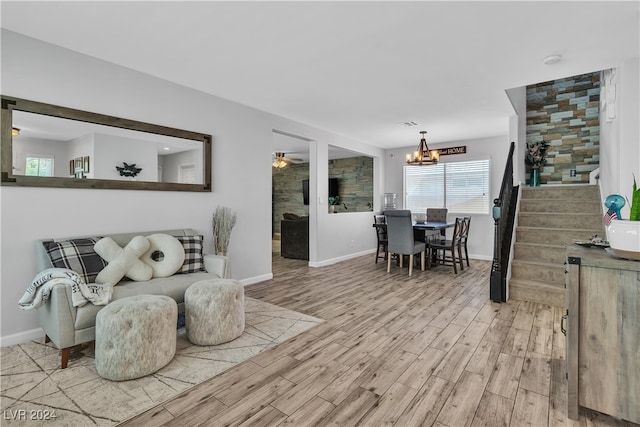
[121,253,637,427]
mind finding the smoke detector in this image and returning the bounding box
[398,121,420,128]
[543,54,562,65]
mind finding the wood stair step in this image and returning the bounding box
[516,226,604,245]
[510,259,566,284]
[514,242,567,264]
[520,185,600,200]
[517,212,604,230]
[509,278,565,307]
[520,198,602,214]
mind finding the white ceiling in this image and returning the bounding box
[2,1,638,154]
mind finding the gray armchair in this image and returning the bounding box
[384,210,426,276]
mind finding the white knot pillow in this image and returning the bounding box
[94,236,153,284]
[140,234,185,278]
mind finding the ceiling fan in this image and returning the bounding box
[272,152,303,168]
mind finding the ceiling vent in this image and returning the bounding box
[398,121,420,128]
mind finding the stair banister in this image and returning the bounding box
[490,141,518,302]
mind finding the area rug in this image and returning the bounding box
[0,298,322,426]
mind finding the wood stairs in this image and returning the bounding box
[509,185,604,307]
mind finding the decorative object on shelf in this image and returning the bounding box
[328,196,340,213]
[604,176,640,260]
[74,157,85,179]
[116,162,142,178]
[212,206,237,255]
[406,131,439,166]
[83,156,90,173]
[573,234,609,248]
[603,193,625,224]
[525,141,548,187]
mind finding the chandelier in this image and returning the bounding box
[406,131,439,165]
[272,152,288,168]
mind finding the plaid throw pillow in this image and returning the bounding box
[175,235,205,273]
[42,238,107,284]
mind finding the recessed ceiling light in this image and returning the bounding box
[543,54,562,65]
[163,147,170,150]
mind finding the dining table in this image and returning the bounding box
[373,220,455,265]
[412,221,455,236]
[372,220,455,237]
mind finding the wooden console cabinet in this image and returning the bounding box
[565,245,639,423]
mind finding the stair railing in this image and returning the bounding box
[490,141,519,302]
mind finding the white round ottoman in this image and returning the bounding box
[185,279,245,345]
[95,295,177,381]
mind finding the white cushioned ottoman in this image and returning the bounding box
[185,279,245,345]
[95,295,177,381]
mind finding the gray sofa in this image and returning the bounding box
[35,228,230,368]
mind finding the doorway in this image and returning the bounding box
[271,130,311,271]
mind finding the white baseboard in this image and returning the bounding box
[238,273,273,286]
[309,248,376,267]
[1,327,44,347]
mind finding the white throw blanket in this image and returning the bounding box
[18,268,113,310]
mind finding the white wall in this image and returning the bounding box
[162,148,203,184]
[506,86,527,185]
[0,30,384,344]
[383,135,510,260]
[600,58,640,219]
[94,133,158,181]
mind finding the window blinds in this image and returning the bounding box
[404,159,490,214]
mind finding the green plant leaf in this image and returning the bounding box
[630,174,640,221]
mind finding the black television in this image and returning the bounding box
[303,178,338,205]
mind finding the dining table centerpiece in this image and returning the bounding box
[525,141,548,187]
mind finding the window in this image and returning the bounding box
[25,156,54,177]
[404,158,490,214]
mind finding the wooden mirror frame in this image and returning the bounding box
[1,96,212,192]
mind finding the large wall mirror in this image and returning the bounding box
[1,96,211,191]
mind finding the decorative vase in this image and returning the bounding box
[606,219,640,260]
[529,167,541,187]
[329,205,335,214]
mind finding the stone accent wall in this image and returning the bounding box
[272,163,309,235]
[329,156,374,213]
[526,72,600,185]
[271,156,374,235]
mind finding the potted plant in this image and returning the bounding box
[525,141,548,187]
[605,175,640,260]
[328,196,340,213]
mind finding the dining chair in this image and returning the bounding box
[460,216,471,267]
[373,214,388,263]
[429,216,464,274]
[424,208,448,243]
[384,210,426,276]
